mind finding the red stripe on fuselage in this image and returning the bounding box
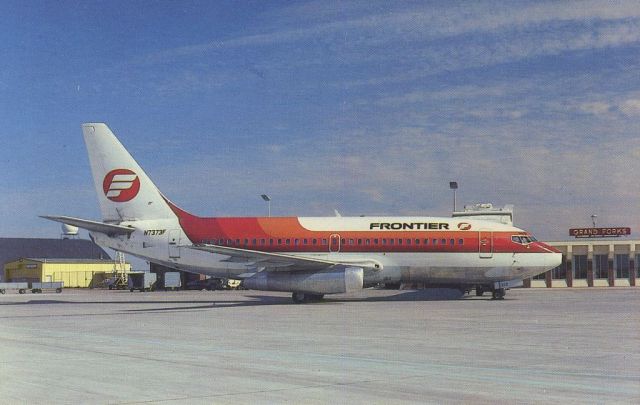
[164,199,554,255]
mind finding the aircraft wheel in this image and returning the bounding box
[476,286,484,297]
[492,288,506,300]
[292,292,306,304]
[308,294,324,302]
[292,292,324,303]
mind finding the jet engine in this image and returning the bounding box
[243,266,364,295]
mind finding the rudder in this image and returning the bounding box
[82,123,175,222]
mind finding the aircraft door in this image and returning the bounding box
[479,230,493,258]
[329,234,341,253]
[168,229,181,258]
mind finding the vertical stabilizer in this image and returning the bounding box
[82,123,175,222]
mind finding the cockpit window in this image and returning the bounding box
[512,235,537,244]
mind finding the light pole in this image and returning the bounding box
[449,181,458,212]
[591,214,597,228]
[261,194,271,217]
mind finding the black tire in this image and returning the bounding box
[492,288,506,300]
[292,292,306,303]
[19,289,25,294]
[56,288,62,293]
[0,289,5,294]
[130,288,134,292]
[292,292,324,303]
[476,286,484,297]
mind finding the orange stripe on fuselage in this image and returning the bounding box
[164,198,552,254]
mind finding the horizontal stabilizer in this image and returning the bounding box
[40,215,135,236]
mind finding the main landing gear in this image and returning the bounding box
[491,288,506,300]
[292,292,324,304]
[475,285,506,300]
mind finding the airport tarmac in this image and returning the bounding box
[0,288,638,404]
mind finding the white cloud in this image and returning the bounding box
[130,1,640,73]
[619,99,640,116]
[580,102,612,115]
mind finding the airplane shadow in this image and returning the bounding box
[0,289,500,314]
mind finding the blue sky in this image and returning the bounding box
[2,0,639,245]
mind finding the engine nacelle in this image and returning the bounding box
[243,266,364,295]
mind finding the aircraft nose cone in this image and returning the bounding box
[547,252,562,269]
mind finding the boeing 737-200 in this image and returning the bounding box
[42,123,561,302]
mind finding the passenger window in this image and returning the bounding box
[357,239,362,245]
[433,239,438,245]
[235,239,240,245]
[406,239,411,245]
[398,239,402,245]
[322,239,327,245]
[415,239,420,245]
[389,239,395,245]
[286,239,291,245]
[312,239,317,245]
[382,239,387,245]
[424,239,429,245]
[441,239,447,245]
[349,239,354,245]
[278,239,282,245]
[269,239,274,245]
[365,239,370,245]
[252,239,257,245]
[458,239,463,245]
[303,239,308,245]
[374,239,379,244]
[450,239,455,246]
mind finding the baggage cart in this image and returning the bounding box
[0,282,29,294]
[163,272,182,291]
[128,272,157,292]
[31,282,64,294]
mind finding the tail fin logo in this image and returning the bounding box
[103,169,140,202]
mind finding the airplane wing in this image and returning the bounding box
[40,215,135,236]
[188,244,381,272]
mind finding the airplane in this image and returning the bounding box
[42,123,562,302]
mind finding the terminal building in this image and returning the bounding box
[525,238,639,288]
[454,204,638,289]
